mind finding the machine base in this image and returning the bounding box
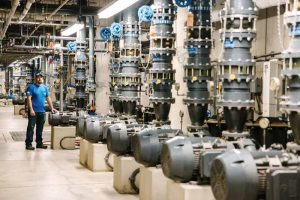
[113,156,141,194]
[139,166,168,200]
[87,142,113,172]
[50,126,76,150]
[79,138,89,166]
[14,105,25,115]
[167,180,215,200]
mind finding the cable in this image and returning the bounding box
[104,152,114,170]
[59,136,76,150]
[129,168,140,193]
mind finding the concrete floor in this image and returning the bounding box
[0,106,138,200]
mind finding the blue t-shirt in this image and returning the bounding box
[26,84,49,112]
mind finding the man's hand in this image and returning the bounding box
[30,110,35,117]
[51,108,58,113]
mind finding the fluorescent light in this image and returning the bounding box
[61,23,84,36]
[98,0,141,19]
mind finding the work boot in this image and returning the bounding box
[36,144,48,149]
[26,146,35,150]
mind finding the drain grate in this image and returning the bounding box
[10,130,51,142]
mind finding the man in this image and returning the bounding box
[25,72,57,150]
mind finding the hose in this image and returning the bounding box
[60,136,76,150]
[129,168,140,193]
[104,152,114,170]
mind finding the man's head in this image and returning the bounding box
[35,73,44,85]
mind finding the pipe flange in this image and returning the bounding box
[151,120,171,126]
[183,97,211,106]
[184,76,212,82]
[217,100,255,109]
[286,142,300,153]
[222,131,250,139]
[219,74,254,83]
[280,103,300,113]
[220,9,257,17]
[184,64,212,70]
[120,59,140,64]
[118,96,140,102]
[221,31,256,41]
[150,49,176,55]
[220,60,255,67]
[281,69,300,78]
[149,97,175,104]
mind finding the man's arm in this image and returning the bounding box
[27,96,35,116]
[46,96,58,113]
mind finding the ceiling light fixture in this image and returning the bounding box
[61,23,84,36]
[98,0,141,19]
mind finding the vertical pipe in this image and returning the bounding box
[183,0,213,131]
[281,0,300,145]
[75,22,88,109]
[218,0,257,136]
[60,40,64,112]
[149,0,176,125]
[119,7,141,116]
[88,16,95,106]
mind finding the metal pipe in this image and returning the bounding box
[11,45,68,51]
[18,0,35,22]
[88,16,95,105]
[0,0,20,40]
[22,0,71,45]
[60,39,64,112]
[0,20,69,27]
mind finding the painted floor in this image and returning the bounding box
[0,106,138,200]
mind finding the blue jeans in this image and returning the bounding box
[25,112,46,147]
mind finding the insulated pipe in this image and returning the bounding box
[0,0,20,40]
[18,0,35,22]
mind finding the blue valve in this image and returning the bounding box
[138,5,153,22]
[100,27,111,40]
[66,41,77,52]
[175,0,192,8]
[110,23,123,38]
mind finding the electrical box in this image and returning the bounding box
[262,60,282,118]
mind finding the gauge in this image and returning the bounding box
[259,118,270,129]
